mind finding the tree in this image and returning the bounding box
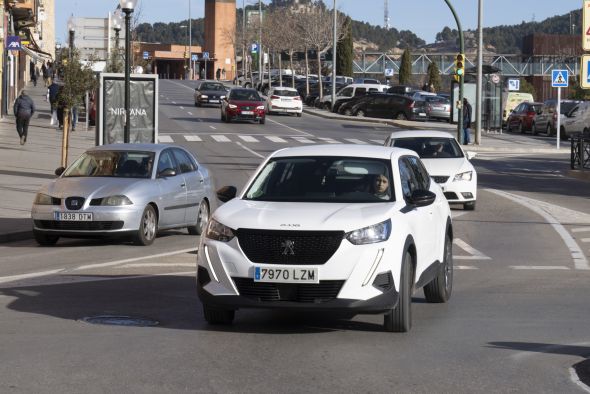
[519,78,537,99]
[336,16,353,77]
[570,77,590,100]
[399,49,412,85]
[426,62,441,92]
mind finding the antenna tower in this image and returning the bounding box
[384,0,390,29]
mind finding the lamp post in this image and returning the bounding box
[112,10,123,72]
[120,0,137,143]
[180,25,188,79]
[331,0,337,111]
[188,0,192,79]
[67,15,75,61]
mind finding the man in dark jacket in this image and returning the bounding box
[14,90,35,145]
[462,98,472,145]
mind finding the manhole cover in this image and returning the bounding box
[80,315,159,327]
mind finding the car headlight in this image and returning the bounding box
[34,193,55,205]
[345,219,391,245]
[220,95,226,99]
[200,94,208,98]
[454,171,473,182]
[256,105,265,110]
[229,104,237,109]
[91,195,133,206]
[205,219,235,242]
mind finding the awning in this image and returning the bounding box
[22,46,53,62]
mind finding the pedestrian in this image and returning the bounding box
[41,62,49,86]
[47,80,59,125]
[56,86,65,129]
[216,67,221,81]
[13,90,35,145]
[463,98,472,145]
[30,61,37,87]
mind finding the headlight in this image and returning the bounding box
[229,104,237,109]
[200,94,208,98]
[92,195,133,206]
[345,219,391,245]
[205,219,235,242]
[220,95,226,99]
[454,171,473,182]
[256,105,265,110]
[34,193,54,205]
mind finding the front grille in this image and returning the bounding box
[432,176,449,184]
[236,229,344,265]
[35,220,124,231]
[444,192,459,200]
[65,196,86,210]
[232,277,344,303]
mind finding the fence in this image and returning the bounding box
[571,132,590,170]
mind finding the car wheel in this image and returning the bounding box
[356,109,365,117]
[395,112,407,120]
[464,201,476,211]
[532,122,538,135]
[134,204,157,246]
[424,233,453,303]
[260,117,265,125]
[221,111,225,122]
[194,101,198,107]
[384,251,413,332]
[560,126,567,141]
[296,112,302,117]
[33,230,59,246]
[203,304,235,325]
[343,108,353,116]
[546,124,552,136]
[188,199,209,235]
[518,122,524,133]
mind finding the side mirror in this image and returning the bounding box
[55,167,65,176]
[216,186,237,203]
[465,151,477,160]
[158,168,176,178]
[408,189,436,207]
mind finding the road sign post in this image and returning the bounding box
[552,69,569,150]
[584,0,590,51]
[203,52,209,80]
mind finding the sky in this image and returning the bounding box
[55,0,583,45]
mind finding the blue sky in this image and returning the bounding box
[56,0,583,45]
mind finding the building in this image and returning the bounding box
[204,0,236,80]
[136,42,202,79]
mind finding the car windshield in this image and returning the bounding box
[391,137,464,159]
[230,90,262,101]
[244,156,395,203]
[201,83,226,91]
[63,151,155,178]
[272,89,298,97]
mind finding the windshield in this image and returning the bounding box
[64,151,155,178]
[201,83,226,91]
[391,137,464,159]
[230,90,262,101]
[245,156,395,203]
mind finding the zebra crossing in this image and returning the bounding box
[158,133,385,146]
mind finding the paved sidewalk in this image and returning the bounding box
[0,82,94,242]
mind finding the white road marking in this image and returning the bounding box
[487,189,590,270]
[158,135,174,143]
[266,136,287,143]
[198,119,203,122]
[0,269,64,285]
[292,136,315,144]
[344,138,366,144]
[209,126,217,130]
[455,266,479,270]
[180,106,184,109]
[570,367,590,393]
[73,248,197,271]
[166,80,195,92]
[318,137,341,144]
[172,101,177,104]
[211,134,230,142]
[117,263,195,268]
[451,211,469,219]
[187,111,193,115]
[236,141,265,158]
[581,238,590,242]
[453,238,492,260]
[185,135,202,142]
[510,266,570,270]
[239,135,259,143]
[572,227,590,233]
[370,139,384,144]
[267,118,314,136]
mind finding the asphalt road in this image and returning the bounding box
[0,79,588,393]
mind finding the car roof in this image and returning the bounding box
[388,130,456,139]
[89,143,176,154]
[270,144,417,160]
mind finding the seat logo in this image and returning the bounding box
[281,240,295,255]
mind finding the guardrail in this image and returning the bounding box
[571,132,590,170]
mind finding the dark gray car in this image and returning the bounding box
[194,81,229,107]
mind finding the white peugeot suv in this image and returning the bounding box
[196,145,453,332]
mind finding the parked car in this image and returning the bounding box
[424,96,451,122]
[31,144,215,246]
[533,99,581,136]
[409,90,437,101]
[384,130,477,210]
[502,92,534,124]
[354,78,382,84]
[387,85,415,96]
[506,101,544,133]
[221,88,266,124]
[559,101,590,140]
[197,144,453,332]
[337,94,380,116]
[319,83,389,111]
[265,87,302,117]
[351,94,427,121]
[193,80,229,107]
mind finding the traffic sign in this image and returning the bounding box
[384,68,394,77]
[7,36,21,50]
[203,52,209,60]
[584,0,590,50]
[551,69,569,87]
[191,53,198,61]
[143,51,149,60]
[580,55,590,89]
[251,43,258,53]
[507,79,520,91]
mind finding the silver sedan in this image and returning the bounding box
[31,143,216,246]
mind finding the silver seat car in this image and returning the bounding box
[31,144,215,246]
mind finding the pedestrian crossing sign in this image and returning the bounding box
[551,69,568,87]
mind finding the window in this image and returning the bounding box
[406,156,431,190]
[354,88,367,96]
[172,149,196,173]
[339,87,353,97]
[157,150,177,175]
[63,151,154,179]
[391,137,463,159]
[398,158,418,200]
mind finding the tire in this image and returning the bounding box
[506,122,512,132]
[424,233,453,303]
[343,108,352,116]
[134,205,157,246]
[464,201,476,211]
[384,251,413,332]
[518,122,524,133]
[187,200,209,235]
[560,126,567,141]
[203,304,235,325]
[194,101,198,107]
[34,230,59,246]
[356,109,366,117]
[296,112,302,117]
[546,124,552,136]
[532,122,538,135]
[259,117,265,124]
[395,112,407,120]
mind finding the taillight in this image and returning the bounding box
[526,111,536,117]
[408,101,415,109]
[294,96,301,101]
[270,95,280,99]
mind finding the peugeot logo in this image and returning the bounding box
[281,240,295,255]
[71,200,79,206]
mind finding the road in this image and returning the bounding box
[0,79,589,393]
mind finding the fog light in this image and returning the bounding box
[461,192,473,199]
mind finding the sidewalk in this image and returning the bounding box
[0,82,94,242]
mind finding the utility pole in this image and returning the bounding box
[189,0,192,79]
[258,0,262,81]
[475,0,483,144]
[444,0,465,144]
[331,0,337,109]
[242,0,246,82]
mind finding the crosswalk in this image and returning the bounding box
[158,133,384,145]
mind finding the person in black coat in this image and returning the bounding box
[462,98,472,145]
[14,90,35,145]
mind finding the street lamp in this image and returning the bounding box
[67,15,75,61]
[112,10,122,50]
[120,0,137,143]
[180,25,188,79]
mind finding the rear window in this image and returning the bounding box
[561,102,578,114]
[273,89,298,97]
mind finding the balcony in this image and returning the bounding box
[10,0,36,23]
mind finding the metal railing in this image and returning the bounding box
[571,132,590,170]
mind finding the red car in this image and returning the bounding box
[506,101,543,133]
[221,88,266,124]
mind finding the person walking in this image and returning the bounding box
[47,80,59,126]
[216,68,221,81]
[41,62,49,87]
[462,98,472,145]
[13,90,35,145]
[30,61,37,87]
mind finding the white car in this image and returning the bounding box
[196,144,453,332]
[384,130,477,210]
[265,87,302,116]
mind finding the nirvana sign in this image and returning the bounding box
[97,73,159,145]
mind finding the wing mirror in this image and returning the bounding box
[408,189,436,207]
[216,186,237,203]
[465,151,477,160]
[158,168,176,178]
[55,167,65,176]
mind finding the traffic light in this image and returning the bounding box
[454,53,465,82]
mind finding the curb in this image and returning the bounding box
[567,169,590,182]
[0,230,33,244]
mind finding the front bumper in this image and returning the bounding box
[268,104,302,113]
[197,97,222,105]
[433,177,477,203]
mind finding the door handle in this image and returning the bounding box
[199,179,204,183]
[180,183,186,188]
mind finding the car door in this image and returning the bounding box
[172,148,205,225]
[156,149,187,227]
[370,95,388,118]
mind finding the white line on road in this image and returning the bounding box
[117,263,195,268]
[292,136,315,144]
[370,139,384,144]
[581,238,590,242]
[453,238,492,260]
[158,135,174,143]
[236,141,265,158]
[185,135,202,142]
[187,111,193,115]
[318,137,341,144]
[510,266,570,270]
[172,101,177,104]
[267,118,314,137]
[266,136,287,143]
[239,135,259,143]
[572,227,590,233]
[180,106,184,109]
[73,248,197,271]
[452,211,469,219]
[455,266,479,270]
[487,189,590,270]
[344,138,366,144]
[211,134,230,142]
[209,126,217,130]
[0,269,64,285]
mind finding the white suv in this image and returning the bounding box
[196,145,453,332]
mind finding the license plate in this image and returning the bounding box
[282,98,292,101]
[54,212,93,221]
[254,266,319,284]
[419,112,426,116]
[242,110,254,115]
[209,99,219,103]
[433,106,444,110]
